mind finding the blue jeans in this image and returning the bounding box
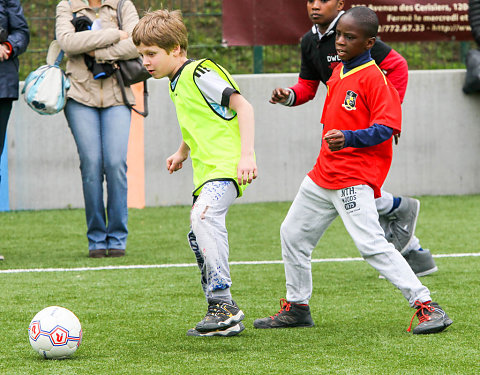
[65,99,131,251]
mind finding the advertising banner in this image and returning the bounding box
[222,0,472,45]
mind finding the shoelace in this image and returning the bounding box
[270,298,291,320]
[407,300,434,332]
[206,302,235,317]
[206,303,226,317]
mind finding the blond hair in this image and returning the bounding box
[132,10,188,53]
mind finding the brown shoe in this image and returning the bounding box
[88,249,107,258]
[108,249,125,257]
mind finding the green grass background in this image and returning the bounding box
[1,196,479,374]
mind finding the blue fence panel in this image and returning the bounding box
[0,139,10,212]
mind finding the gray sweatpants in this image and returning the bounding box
[282,176,431,307]
[188,180,237,302]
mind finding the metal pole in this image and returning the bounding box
[460,41,470,65]
[253,45,264,74]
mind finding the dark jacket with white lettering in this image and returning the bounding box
[0,0,30,100]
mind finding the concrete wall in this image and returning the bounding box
[6,69,480,210]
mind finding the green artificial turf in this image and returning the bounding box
[0,196,479,374]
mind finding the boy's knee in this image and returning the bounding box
[356,239,396,257]
[280,219,294,242]
[190,203,210,232]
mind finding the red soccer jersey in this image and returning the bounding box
[307,60,402,198]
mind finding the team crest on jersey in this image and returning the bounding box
[342,90,358,111]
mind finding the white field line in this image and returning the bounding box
[1,252,479,274]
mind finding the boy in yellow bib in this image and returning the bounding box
[133,10,257,337]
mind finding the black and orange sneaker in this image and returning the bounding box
[195,299,244,332]
[407,300,453,334]
[253,298,315,329]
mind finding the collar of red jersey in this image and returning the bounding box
[339,60,377,79]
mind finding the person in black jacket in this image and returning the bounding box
[462,0,480,93]
[0,0,30,261]
[269,0,437,277]
[469,0,480,46]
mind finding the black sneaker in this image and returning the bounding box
[195,299,244,332]
[187,322,245,337]
[407,301,453,334]
[253,298,315,329]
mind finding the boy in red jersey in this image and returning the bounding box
[254,7,452,334]
[270,0,437,277]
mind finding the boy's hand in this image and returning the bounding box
[237,156,257,185]
[166,152,187,174]
[269,88,290,104]
[324,129,345,151]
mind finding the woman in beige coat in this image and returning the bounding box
[56,0,140,258]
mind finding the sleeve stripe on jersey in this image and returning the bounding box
[373,64,388,85]
[221,87,237,107]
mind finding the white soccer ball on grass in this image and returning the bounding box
[28,306,82,359]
